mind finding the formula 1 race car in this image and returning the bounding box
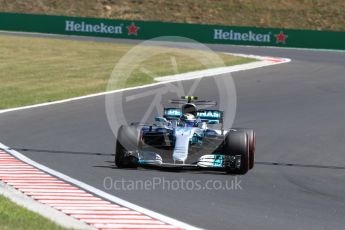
[115,96,255,174]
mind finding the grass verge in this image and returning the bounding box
[0,34,254,109]
[0,195,68,230]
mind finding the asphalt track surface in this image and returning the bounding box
[1,33,345,230]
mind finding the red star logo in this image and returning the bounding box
[275,31,288,44]
[127,23,139,36]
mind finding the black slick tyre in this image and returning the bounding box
[224,131,249,174]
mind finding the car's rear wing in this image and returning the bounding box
[170,96,217,106]
[163,108,223,123]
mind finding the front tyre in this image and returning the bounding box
[233,128,255,169]
[224,131,249,174]
[115,125,140,168]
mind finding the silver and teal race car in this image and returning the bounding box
[115,96,255,174]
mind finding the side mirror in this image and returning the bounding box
[208,120,219,124]
[155,117,168,123]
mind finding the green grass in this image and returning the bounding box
[1,0,344,31]
[0,34,254,109]
[0,195,68,230]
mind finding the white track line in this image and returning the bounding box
[155,54,290,82]
[0,181,94,230]
[0,54,290,115]
[0,146,201,230]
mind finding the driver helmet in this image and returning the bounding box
[180,113,196,127]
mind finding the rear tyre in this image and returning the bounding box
[232,128,255,169]
[115,125,140,168]
[224,131,249,174]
